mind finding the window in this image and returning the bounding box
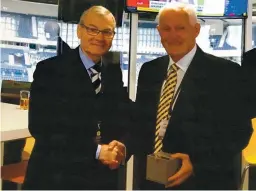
[0,14,18,37]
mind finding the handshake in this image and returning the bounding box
[99,140,126,170]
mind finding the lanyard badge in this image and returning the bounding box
[158,119,169,140]
[95,121,101,144]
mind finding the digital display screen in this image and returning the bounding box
[126,0,248,17]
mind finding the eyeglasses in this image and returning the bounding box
[80,24,115,39]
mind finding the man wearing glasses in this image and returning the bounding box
[23,6,128,190]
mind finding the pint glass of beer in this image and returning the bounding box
[20,90,30,110]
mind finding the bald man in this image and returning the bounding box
[23,6,128,190]
[129,2,252,190]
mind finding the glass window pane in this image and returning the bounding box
[1,2,58,82]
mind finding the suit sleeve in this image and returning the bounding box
[29,61,98,163]
[106,65,134,159]
[124,64,149,159]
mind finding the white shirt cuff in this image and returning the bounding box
[95,144,102,159]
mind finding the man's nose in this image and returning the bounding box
[95,32,105,40]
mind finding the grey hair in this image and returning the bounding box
[79,5,116,27]
[156,2,198,26]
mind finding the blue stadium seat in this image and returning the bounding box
[1,63,29,82]
[1,48,24,64]
[37,52,56,61]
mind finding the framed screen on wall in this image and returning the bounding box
[58,0,124,26]
[125,0,248,17]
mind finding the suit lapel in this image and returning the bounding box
[69,47,96,95]
[69,48,116,95]
[171,47,207,113]
[156,55,170,82]
[152,52,206,113]
[151,56,170,107]
[100,61,108,93]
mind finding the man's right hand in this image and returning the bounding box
[98,144,122,169]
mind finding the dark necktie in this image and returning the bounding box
[89,64,101,94]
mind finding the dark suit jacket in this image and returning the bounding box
[129,47,252,190]
[242,48,256,118]
[57,37,71,56]
[23,47,130,190]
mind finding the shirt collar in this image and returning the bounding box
[169,44,197,72]
[79,46,96,70]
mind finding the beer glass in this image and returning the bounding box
[20,90,30,110]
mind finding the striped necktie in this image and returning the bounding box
[90,64,101,94]
[154,63,179,153]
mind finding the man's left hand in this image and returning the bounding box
[165,153,193,188]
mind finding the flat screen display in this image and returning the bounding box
[126,0,248,17]
[58,0,124,26]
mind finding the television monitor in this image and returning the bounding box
[125,0,248,18]
[58,0,124,26]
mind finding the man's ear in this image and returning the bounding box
[156,25,160,34]
[77,24,82,40]
[195,23,201,37]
